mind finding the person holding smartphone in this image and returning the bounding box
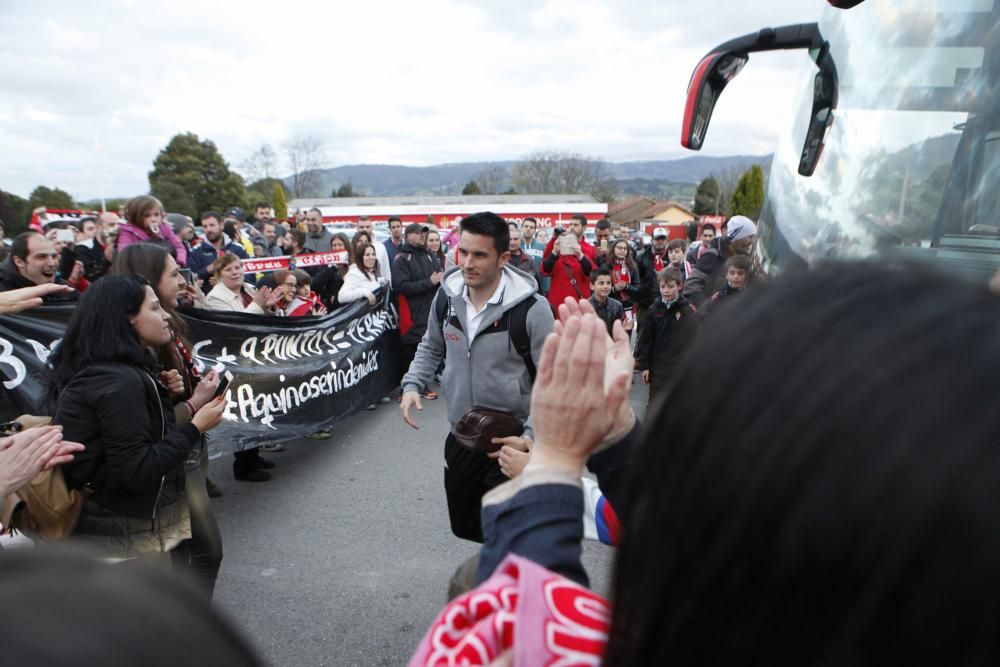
[540,214,596,316]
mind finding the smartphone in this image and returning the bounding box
[558,234,579,255]
[623,307,635,323]
[179,268,194,285]
[601,239,609,252]
[213,371,233,399]
[56,229,75,243]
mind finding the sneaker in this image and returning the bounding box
[259,442,285,453]
[421,390,439,400]
[378,396,392,404]
[206,477,224,498]
[304,430,331,440]
[365,404,377,410]
[234,469,271,482]
[255,458,275,470]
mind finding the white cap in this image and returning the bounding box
[727,216,758,242]
[652,227,668,239]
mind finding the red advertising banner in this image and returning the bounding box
[243,251,349,274]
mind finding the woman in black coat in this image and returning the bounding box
[49,275,226,561]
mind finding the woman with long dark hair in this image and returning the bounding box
[116,196,188,266]
[49,275,226,565]
[339,243,387,306]
[111,243,226,595]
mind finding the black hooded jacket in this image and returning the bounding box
[391,241,441,345]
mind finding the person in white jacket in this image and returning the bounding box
[202,252,280,315]
[356,216,391,285]
[339,244,388,306]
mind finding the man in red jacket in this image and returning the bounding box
[541,214,595,316]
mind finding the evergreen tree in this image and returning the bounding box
[694,176,721,215]
[148,132,246,218]
[462,180,482,195]
[28,185,76,212]
[272,183,288,221]
[335,180,358,198]
[0,189,29,235]
[729,165,765,219]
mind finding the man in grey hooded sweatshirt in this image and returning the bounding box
[400,211,554,542]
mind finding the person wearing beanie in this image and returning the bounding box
[682,215,757,306]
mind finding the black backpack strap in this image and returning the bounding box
[507,297,537,383]
[435,290,449,330]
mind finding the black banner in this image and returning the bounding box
[0,294,400,456]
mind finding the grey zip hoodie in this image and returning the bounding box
[401,264,554,432]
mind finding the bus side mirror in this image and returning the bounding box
[681,53,748,150]
[680,23,838,178]
[798,66,838,176]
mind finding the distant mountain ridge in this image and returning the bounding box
[294,155,772,198]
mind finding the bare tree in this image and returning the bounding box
[240,143,278,184]
[473,165,509,195]
[511,150,613,199]
[284,135,327,198]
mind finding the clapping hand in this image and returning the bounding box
[528,313,631,474]
[0,426,85,497]
[557,298,635,400]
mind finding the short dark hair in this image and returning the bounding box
[725,255,750,272]
[388,215,402,223]
[460,211,510,256]
[289,229,306,249]
[523,217,537,224]
[590,266,613,284]
[201,211,222,224]
[307,208,323,217]
[658,267,684,285]
[254,201,270,210]
[667,239,688,252]
[11,232,42,262]
[71,216,97,233]
[702,223,717,234]
[570,214,587,225]
[596,219,612,231]
[292,269,311,287]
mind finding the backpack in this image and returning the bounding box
[434,292,539,382]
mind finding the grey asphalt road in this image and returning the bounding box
[211,382,647,667]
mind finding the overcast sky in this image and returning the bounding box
[1,0,824,200]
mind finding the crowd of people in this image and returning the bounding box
[8,193,996,665]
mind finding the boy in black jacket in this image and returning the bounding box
[636,267,698,405]
[704,255,749,316]
[588,267,626,336]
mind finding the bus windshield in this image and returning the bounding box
[757,0,1000,281]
